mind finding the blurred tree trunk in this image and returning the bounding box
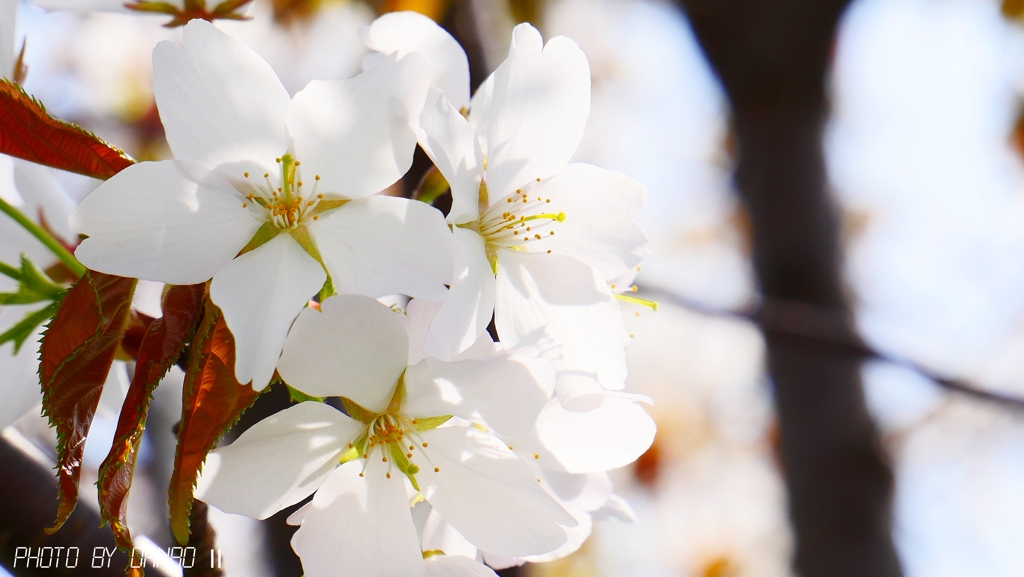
[673,1,903,576]
[0,436,177,577]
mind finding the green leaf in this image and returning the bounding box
[0,256,70,305]
[17,255,65,298]
[0,300,60,353]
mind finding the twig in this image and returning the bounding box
[0,196,85,278]
[640,285,1024,411]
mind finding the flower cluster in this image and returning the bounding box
[2,9,654,577]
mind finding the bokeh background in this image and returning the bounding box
[5,0,1024,575]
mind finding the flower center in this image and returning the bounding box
[338,380,452,489]
[471,178,566,272]
[478,189,565,247]
[239,154,325,230]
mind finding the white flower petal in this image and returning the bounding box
[72,160,260,285]
[292,460,424,577]
[535,395,656,474]
[0,305,46,429]
[591,493,639,524]
[1,0,18,76]
[543,469,613,513]
[210,234,326,390]
[520,504,592,563]
[452,334,503,362]
[421,509,478,559]
[403,298,444,366]
[424,229,494,360]
[479,554,523,571]
[196,402,360,519]
[310,195,456,301]
[403,349,552,437]
[420,426,574,558]
[418,87,479,224]
[287,53,430,199]
[278,295,408,413]
[534,164,650,280]
[478,24,590,199]
[424,556,498,577]
[154,20,290,168]
[13,159,77,246]
[494,250,627,399]
[361,12,470,110]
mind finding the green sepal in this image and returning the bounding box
[339,433,363,465]
[385,374,405,415]
[290,227,336,302]
[0,300,60,353]
[422,550,445,559]
[308,198,348,218]
[477,179,489,215]
[0,255,66,305]
[412,166,450,206]
[339,446,359,465]
[125,1,181,15]
[414,415,452,432]
[318,275,335,302]
[236,222,280,257]
[287,385,324,404]
[212,0,253,17]
[340,397,377,424]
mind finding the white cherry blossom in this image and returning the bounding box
[71,20,457,389]
[396,298,654,565]
[365,14,651,405]
[196,295,575,577]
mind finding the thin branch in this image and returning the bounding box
[639,285,1024,411]
[0,196,85,278]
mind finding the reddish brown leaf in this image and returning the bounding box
[119,310,158,362]
[97,284,206,559]
[40,271,137,533]
[169,301,262,545]
[0,79,134,180]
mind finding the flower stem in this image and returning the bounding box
[0,261,19,281]
[0,196,86,278]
